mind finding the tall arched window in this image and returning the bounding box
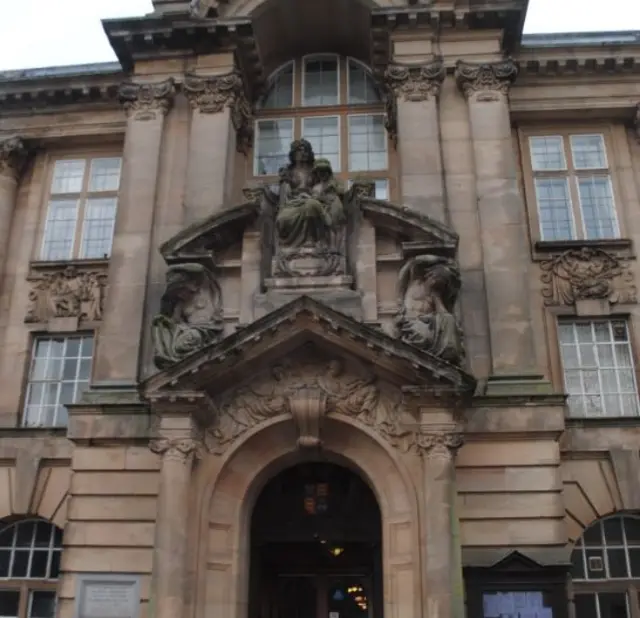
[571,514,640,617]
[0,519,62,618]
[252,55,391,199]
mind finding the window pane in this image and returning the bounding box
[254,119,293,176]
[50,159,85,194]
[529,136,566,171]
[598,592,629,618]
[260,63,294,109]
[559,321,639,418]
[303,57,339,106]
[23,335,94,428]
[29,591,57,618]
[348,115,387,172]
[571,547,585,579]
[89,157,122,192]
[80,197,117,259]
[624,516,640,543]
[0,590,20,618]
[607,548,628,578]
[302,116,340,172]
[534,178,574,241]
[571,134,607,169]
[577,176,618,239]
[574,594,598,618]
[348,60,379,104]
[40,199,79,260]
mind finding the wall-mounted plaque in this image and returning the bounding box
[74,574,141,618]
[482,591,553,618]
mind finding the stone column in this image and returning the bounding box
[384,61,447,222]
[93,79,175,385]
[0,137,27,285]
[149,435,197,618]
[183,71,253,223]
[455,61,548,394]
[419,423,464,618]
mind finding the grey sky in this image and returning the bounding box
[0,0,639,72]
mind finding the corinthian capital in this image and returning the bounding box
[416,429,464,459]
[183,71,254,153]
[0,137,28,178]
[455,59,518,101]
[119,78,176,121]
[149,437,198,463]
[384,60,445,102]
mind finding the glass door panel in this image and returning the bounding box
[326,576,371,618]
[274,576,318,618]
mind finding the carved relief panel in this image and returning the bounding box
[25,265,107,326]
[539,247,637,308]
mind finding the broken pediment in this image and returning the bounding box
[144,296,476,453]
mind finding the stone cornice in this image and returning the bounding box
[455,59,518,100]
[0,136,28,177]
[384,60,445,102]
[119,78,176,121]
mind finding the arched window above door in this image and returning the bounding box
[0,518,62,618]
[571,514,640,618]
[252,55,391,200]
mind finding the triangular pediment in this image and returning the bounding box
[143,295,475,397]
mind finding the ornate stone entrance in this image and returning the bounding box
[192,417,421,618]
[249,462,382,618]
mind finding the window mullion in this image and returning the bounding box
[75,157,93,259]
[18,581,29,618]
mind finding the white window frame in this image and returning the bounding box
[39,155,122,262]
[22,334,94,429]
[347,113,388,173]
[253,118,295,177]
[346,58,380,106]
[301,54,341,107]
[301,115,342,172]
[527,133,620,242]
[558,319,640,419]
[257,60,296,110]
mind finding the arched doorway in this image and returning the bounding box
[249,461,383,618]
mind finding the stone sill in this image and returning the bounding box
[565,415,640,429]
[532,238,634,261]
[0,426,68,438]
[28,257,110,274]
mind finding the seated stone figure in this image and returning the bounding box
[152,263,224,369]
[276,140,345,248]
[394,254,464,365]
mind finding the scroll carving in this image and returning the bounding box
[25,266,107,324]
[394,255,465,365]
[0,137,28,177]
[119,79,175,121]
[455,60,518,101]
[200,359,410,454]
[152,263,224,369]
[540,247,636,307]
[149,437,198,463]
[183,72,254,153]
[384,60,445,102]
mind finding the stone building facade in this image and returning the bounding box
[0,1,639,618]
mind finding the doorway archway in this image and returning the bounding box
[249,462,382,618]
[196,417,421,618]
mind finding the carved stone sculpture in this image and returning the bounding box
[152,263,224,369]
[202,358,409,454]
[25,266,106,324]
[540,247,637,307]
[394,255,464,365]
[274,140,347,277]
